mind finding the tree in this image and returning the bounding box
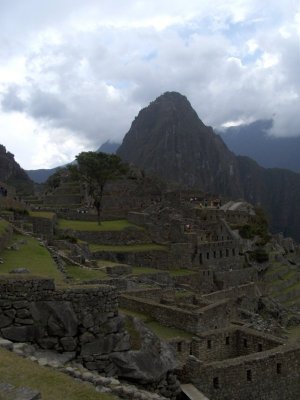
[69,151,127,224]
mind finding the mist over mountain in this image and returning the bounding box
[97,141,120,154]
[220,120,300,173]
[117,92,300,241]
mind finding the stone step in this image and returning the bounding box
[0,382,41,400]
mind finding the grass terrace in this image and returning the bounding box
[29,211,56,219]
[120,308,193,340]
[0,233,65,285]
[90,243,168,253]
[58,219,142,231]
[0,348,116,400]
[64,264,108,282]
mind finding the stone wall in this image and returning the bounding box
[92,248,172,269]
[195,239,241,268]
[120,294,230,334]
[183,343,300,400]
[29,215,56,237]
[214,267,258,289]
[202,283,257,303]
[0,277,129,374]
[190,327,284,363]
[172,271,215,293]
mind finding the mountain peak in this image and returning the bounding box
[117,91,236,192]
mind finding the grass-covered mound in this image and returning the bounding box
[58,219,142,232]
[0,233,65,285]
[90,244,167,253]
[0,348,116,400]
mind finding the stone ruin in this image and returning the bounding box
[0,180,300,400]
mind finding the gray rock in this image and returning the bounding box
[0,313,13,328]
[0,337,13,351]
[30,301,78,337]
[2,326,36,342]
[9,268,30,274]
[111,317,178,384]
[60,336,77,351]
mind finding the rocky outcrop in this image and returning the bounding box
[0,144,33,194]
[117,92,300,241]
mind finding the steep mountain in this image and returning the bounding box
[219,120,300,173]
[0,144,34,194]
[117,92,300,241]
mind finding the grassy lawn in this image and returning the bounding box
[169,269,198,277]
[65,264,108,281]
[0,348,116,400]
[58,219,142,232]
[287,325,300,343]
[90,244,168,253]
[0,219,10,235]
[131,266,160,275]
[119,309,193,340]
[29,211,56,219]
[0,234,65,285]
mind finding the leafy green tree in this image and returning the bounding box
[69,152,127,224]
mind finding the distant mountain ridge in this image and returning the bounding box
[117,91,300,241]
[219,120,300,173]
[26,167,60,184]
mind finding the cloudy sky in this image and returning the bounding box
[0,0,299,169]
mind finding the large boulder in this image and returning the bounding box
[110,316,178,384]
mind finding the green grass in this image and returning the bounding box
[169,269,198,277]
[29,211,56,219]
[0,234,65,285]
[64,265,108,281]
[120,308,193,340]
[58,219,142,232]
[0,348,116,400]
[90,243,168,253]
[0,219,10,235]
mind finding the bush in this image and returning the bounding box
[252,247,269,263]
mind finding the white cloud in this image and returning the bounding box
[0,0,299,168]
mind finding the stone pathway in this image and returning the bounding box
[0,337,168,400]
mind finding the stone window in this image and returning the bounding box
[226,249,229,257]
[207,339,212,349]
[277,363,282,374]
[247,370,252,381]
[243,338,248,348]
[258,343,262,352]
[220,250,223,257]
[207,252,210,260]
[213,251,216,258]
[199,253,203,264]
[232,248,235,256]
[213,377,219,389]
[226,336,230,345]
[177,342,182,352]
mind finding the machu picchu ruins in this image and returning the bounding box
[0,149,300,400]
